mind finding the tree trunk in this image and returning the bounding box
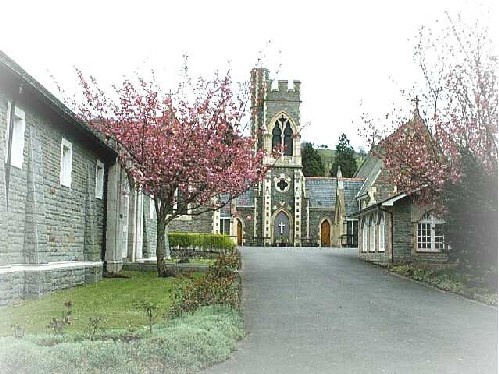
[156,219,172,277]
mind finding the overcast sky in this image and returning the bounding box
[1,0,497,150]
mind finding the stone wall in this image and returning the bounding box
[168,210,213,233]
[0,85,108,303]
[308,209,335,246]
[0,262,102,305]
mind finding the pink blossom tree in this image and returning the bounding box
[75,68,270,276]
[363,10,497,210]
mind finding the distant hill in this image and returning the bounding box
[314,147,365,176]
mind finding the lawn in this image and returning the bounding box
[0,253,244,373]
[0,271,190,336]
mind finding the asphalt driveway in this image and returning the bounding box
[203,247,497,374]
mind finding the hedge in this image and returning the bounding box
[168,232,235,253]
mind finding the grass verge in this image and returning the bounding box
[0,251,244,373]
[0,305,244,374]
[389,264,497,306]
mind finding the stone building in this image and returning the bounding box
[0,51,157,304]
[228,68,363,247]
[152,68,363,247]
[355,109,449,264]
[164,68,364,248]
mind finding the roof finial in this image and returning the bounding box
[336,166,344,191]
[411,95,421,118]
[412,95,420,109]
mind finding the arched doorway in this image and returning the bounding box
[320,219,331,247]
[236,219,243,246]
[273,211,291,246]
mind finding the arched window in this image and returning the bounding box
[378,212,385,252]
[272,115,294,156]
[272,123,282,150]
[361,217,367,252]
[283,122,293,156]
[369,214,375,252]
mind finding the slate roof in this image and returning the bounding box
[305,178,335,208]
[0,50,115,158]
[354,155,383,199]
[305,177,364,216]
[236,188,254,207]
[343,179,365,216]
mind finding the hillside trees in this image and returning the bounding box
[301,142,325,176]
[75,69,269,276]
[330,133,357,177]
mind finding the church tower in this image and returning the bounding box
[249,68,304,246]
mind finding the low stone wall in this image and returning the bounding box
[123,261,209,273]
[0,261,103,306]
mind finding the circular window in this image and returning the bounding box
[277,178,289,191]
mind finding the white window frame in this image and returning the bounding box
[362,217,367,252]
[5,102,25,169]
[60,138,72,187]
[378,212,385,252]
[417,213,445,252]
[369,214,376,252]
[149,196,156,219]
[220,217,231,235]
[95,160,104,199]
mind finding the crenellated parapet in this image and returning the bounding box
[268,79,301,103]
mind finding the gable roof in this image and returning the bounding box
[354,153,383,199]
[354,109,431,204]
[0,50,116,159]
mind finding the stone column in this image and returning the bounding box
[105,160,123,273]
[128,186,144,261]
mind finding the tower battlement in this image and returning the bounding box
[273,79,301,93]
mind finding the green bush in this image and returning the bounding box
[168,232,235,253]
[0,306,244,374]
[169,251,242,318]
[389,263,497,306]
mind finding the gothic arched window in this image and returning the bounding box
[283,122,293,156]
[272,123,282,150]
[272,115,294,156]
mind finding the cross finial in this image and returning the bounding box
[412,95,420,110]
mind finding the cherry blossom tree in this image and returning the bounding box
[75,68,270,276]
[364,10,497,210]
[361,9,497,271]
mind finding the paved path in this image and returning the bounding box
[203,247,497,374]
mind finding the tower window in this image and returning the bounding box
[272,123,282,150]
[272,115,294,156]
[283,122,293,156]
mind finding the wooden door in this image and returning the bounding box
[236,219,243,246]
[320,220,331,247]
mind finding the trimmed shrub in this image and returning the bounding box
[168,232,235,254]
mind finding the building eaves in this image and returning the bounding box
[0,50,116,158]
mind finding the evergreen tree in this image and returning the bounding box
[443,150,498,284]
[330,134,357,177]
[301,142,324,177]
